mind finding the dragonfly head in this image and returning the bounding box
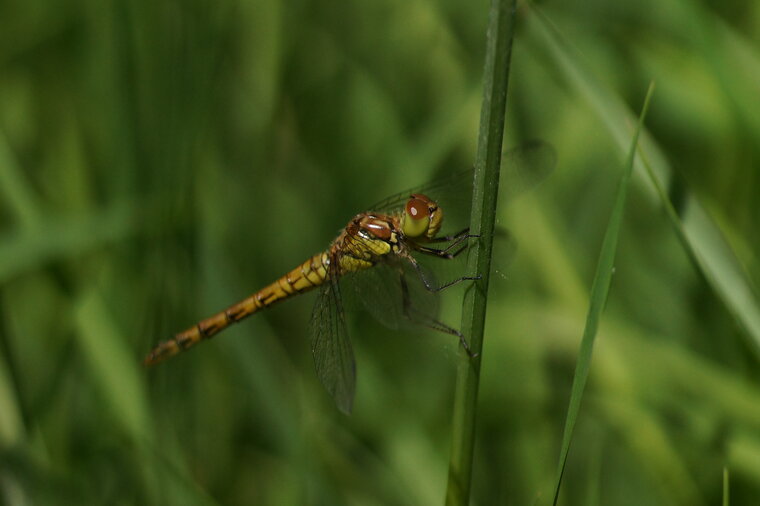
[401,193,443,240]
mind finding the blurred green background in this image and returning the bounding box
[1,0,759,504]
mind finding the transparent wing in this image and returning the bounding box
[309,261,356,415]
[499,139,557,202]
[369,169,473,216]
[345,262,405,330]
[347,258,441,332]
[368,140,557,226]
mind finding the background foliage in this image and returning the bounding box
[1,0,758,504]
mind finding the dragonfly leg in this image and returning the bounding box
[399,270,477,358]
[415,232,480,259]
[427,274,482,292]
[428,228,471,244]
[441,232,480,256]
[403,252,481,293]
[443,238,475,258]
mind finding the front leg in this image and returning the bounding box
[398,268,476,358]
[400,251,480,293]
[427,227,471,244]
[414,229,480,259]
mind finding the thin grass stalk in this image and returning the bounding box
[529,8,760,358]
[723,467,730,506]
[445,0,516,504]
[551,82,656,505]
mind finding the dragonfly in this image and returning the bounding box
[144,141,556,414]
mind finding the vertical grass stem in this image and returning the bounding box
[445,0,516,504]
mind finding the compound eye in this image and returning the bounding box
[406,197,431,221]
[402,195,432,238]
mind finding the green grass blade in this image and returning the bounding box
[0,347,24,446]
[723,467,729,506]
[584,435,603,506]
[445,0,516,504]
[74,289,164,502]
[0,199,152,284]
[0,130,42,228]
[529,8,760,358]
[74,290,152,443]
[552,82,655,505]
[640,161,760,358]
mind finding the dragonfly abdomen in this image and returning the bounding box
[144,251,330,366]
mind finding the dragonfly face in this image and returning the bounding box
[400,193,443,240]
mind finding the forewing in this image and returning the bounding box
[367,141,556,220]
[500,140,557,202]
[369,169,473,217]
[309,265,356,414]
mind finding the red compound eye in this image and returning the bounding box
[405,197,430,221]
[402,194,437,238]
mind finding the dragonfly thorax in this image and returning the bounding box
[400,193,443,241]
[338,215,400,263]
[360,219,393,241]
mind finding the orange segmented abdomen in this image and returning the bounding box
[144,251,330,366]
